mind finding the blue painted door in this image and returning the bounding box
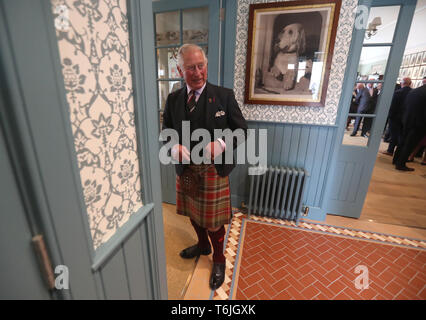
[153,0,222,204]
[324,0,417,218]
[0,0,167,299]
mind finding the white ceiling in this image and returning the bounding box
[360,0,426,64]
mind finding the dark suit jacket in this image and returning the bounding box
[388,86,412,121]
[355,87,370,113]
[365,87,378,114]
[162,82,248,177]
[403,84,426,133]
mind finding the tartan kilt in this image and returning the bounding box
[176,164,231,228]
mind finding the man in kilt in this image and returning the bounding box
[162,44,247,290]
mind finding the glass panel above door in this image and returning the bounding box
[363,6,400,44]
[182,7,209,44]
[156,11,180,46]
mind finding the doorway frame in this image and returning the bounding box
[322,0,418,218]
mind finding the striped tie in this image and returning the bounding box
[187,90,196,113]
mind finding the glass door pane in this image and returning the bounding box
[51,0,144,250]
[182,7,209,45]
[155,11,180,46]
[343,5,401,147]
[363,6,400,44]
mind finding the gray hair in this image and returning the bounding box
[177,44,207,69]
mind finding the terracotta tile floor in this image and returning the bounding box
[233,219,426,300]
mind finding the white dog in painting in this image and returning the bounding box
[270,23,306,90]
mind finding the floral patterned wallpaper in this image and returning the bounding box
[51,0,143,249]
[234,0,358,125]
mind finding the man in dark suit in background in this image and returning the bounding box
[393,77,426,171]
[382,77,412,156]
[351,83,371,137]
[361,82,380,137]
[162,44,247,290]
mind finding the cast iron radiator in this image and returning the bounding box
[247,166,309,225]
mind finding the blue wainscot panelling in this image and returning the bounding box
[229,121,337,222]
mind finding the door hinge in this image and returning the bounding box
[32,234,56,290]
[220,8,225,21]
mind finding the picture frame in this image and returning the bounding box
[409,53,416,67]
[402,55,409,67]
[415,52,423,65]
[412,66,420,79]
[419,66,425,79]
[244,0,342,107]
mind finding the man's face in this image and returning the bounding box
[178,49,208,90]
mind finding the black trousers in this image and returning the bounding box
[362,117,373,135]
[387,118,402,154]
[393,127,425,167]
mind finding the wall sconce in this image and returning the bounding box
[365,17,382,40]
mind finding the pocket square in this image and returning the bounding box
[215,110,226,117]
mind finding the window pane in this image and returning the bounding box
[363,6,400,44]
[51,0,143,250]
[182,7,209,44]
[158,81,182,111]
[358,46,391,80]
[343,80,384,146]
[155,11,180,46]
[157,47,181,79]
[343,115,376,147]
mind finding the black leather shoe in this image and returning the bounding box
[209,263,225,290]
[350,133,356,137]
[395,165,414,171]
[180,244,211,259]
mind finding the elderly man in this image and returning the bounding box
[393,77,426,171]
[162,44,247,290]
[382,77,412,156]
[350,83,371,137]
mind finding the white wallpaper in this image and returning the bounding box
[51,0,143,249]
[233,0,358,125]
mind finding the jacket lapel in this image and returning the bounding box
[175,87,187,128]
[205,82,219,131]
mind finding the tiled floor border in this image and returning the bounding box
[211,212,426,300]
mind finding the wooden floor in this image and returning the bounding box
[360,142,426,229]
[342,129,426,229]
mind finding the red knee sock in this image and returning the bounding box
[190,219,210,249]
[208,226,226,264]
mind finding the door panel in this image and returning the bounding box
[0,0,167,299]
[325,0,417,218]
[0,123,51,299]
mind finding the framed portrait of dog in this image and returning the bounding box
[244,0,342,107]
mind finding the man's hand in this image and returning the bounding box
[205,140,224,160]
[171,144,190,162]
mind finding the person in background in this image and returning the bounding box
[350,83,371,137]
[361,82,381,137]
[381,77,412,156]
[346,86,358,130]
[383,83,402,142]
[393,77,426,171]
[407,135,426,165]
